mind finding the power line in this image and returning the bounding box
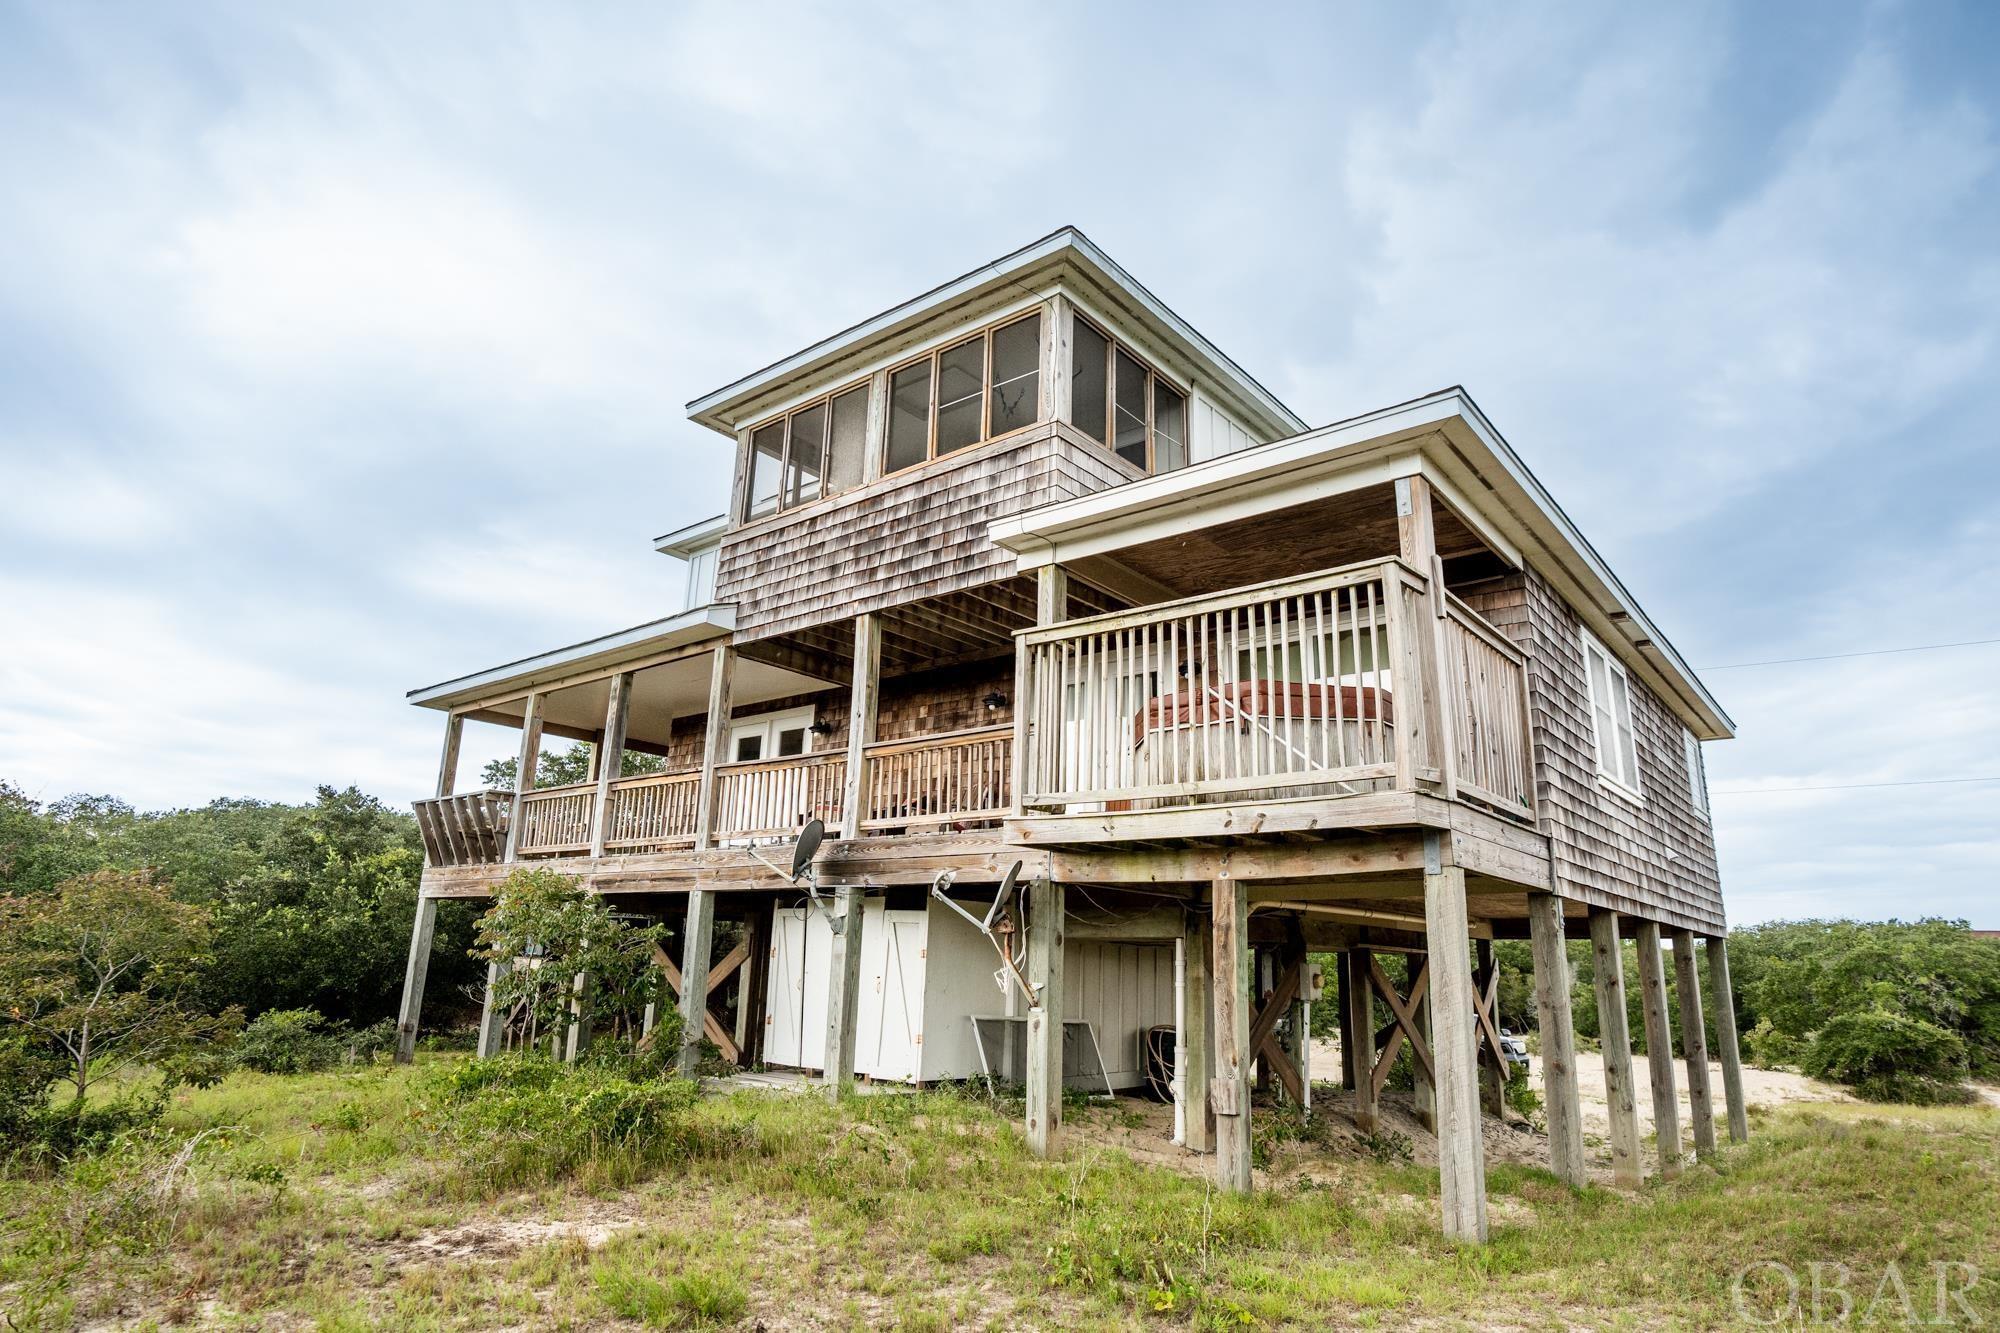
[1699,637,2000,670]
[1713,775,2000,797]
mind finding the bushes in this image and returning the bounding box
[415,1053,710,1189]
[234,1009,351,1074]
[232,1008,400,1074]
[1801,1009,1974,1104]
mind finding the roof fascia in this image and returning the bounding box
[406,604,736,711]
[684,227,1306,441]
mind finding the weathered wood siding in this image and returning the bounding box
[1461,569,1723,934]
[716,424,1135,643]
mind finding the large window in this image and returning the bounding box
[742,382,870,521]
[1071,313,1186,474]
[885,311,1043,474]
[1581,628,1642,798]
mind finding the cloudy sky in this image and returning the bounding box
[2,2,1995,925]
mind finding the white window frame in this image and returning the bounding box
[727,706,816,764]
[1684,727,1709,819]
[1579,627,1643,801]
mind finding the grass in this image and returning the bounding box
[2,1058,1996,1329]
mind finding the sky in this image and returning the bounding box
[1,1,1995,926]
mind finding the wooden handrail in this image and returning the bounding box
[1443,591,1527,667]
[1016,556,1425,646]
[864,722,1012,757]
[606,769,700,791]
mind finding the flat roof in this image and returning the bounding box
[684,226,1309,442]
[990,387,1735,740]
[653,513,726,557]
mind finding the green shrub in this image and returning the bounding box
[234,1008,351,1074]
[417,1052,711,1189]
[1742,1018,1805,1069]
[1802,1009,1973,1104]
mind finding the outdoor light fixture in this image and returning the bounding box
[982,692,1008,711]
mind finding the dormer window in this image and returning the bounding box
[886,311,1043,474]
[744,381,870,520]
[1072,314,1186,474]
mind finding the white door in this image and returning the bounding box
[728,707,815,764]
[764,905,831,1071]
[855,909,928,1083]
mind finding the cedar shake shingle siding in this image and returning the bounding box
[1465,568,1724,934]
[716,425,1133,643]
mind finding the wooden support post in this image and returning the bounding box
[1528,893,1586,1187]
[1394,473,1456,799]
[693,648,735,850]
[742,908,773,1068]
[564,971,590,1063]
[1336,951,1357,1092]
[476,958,512,1059]
[1634,920,1682,1179]
[1673,929,1718,1159]
[1423,833,1487,1242]
[588,671,633,857]
[1211,874,1252,1193]
[1706,936,1749,1143]
[823,884,865,1098]
[1025,878,1067,1155]
[1410,953,1436,1133]
[841,614,880,838]
[1037,564,1069,625]
[393,896,438,1064]
[1346,946,1377,1132]
[1179,904,1213,1152]
[502,692,545,861]
[436,713,463,799]
[1475,938,1507,1120]
[677,889,716,1076]
[1588,908,1642,1187]
[1281,925,1308,1106]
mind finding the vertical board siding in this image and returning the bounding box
[715,425,1133,643]
[1066,940,1175,1089]
[1461,569,1723,934]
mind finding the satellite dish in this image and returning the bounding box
[790,818,825,881]
[983,860,1024,931]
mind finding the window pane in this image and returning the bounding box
[1072,319,1108,443]
[784,402,826,508]
[1113,349,1148,467]
[1152,380,1186,473]
[827,385,868,493]
[989,314,1041,437]
[886,360,931,472]
[777,726,807,757]
[936,335,985,454]
[746,423,784,519]
[734,734,763,762]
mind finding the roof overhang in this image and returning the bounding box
[683,226,1308,443]
[989,388,1735,741]
[407,604,737,712]
[653,513,726,558]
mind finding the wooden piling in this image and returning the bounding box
[1527,893,1586,1187]
[1424,833,1487,1242]
[1634,920,1682,1179]
[1588,908,1642,1187]
[1211,874,1252,1193]
[1673,929,1718,1158]
[1025,877,1067,1155]
[1706,935,1750,1143]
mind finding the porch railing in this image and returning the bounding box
[514,781,596,856]
[712,751,847,840]
[1440,594,1535,816]
[1015,557,1502,816]
[413,789,512,867]
[603,770,701,850]
[859,724,1012,830]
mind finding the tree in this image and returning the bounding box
[479,741,669,791]
[0,871,240,1104]
[473,868,669,1052]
